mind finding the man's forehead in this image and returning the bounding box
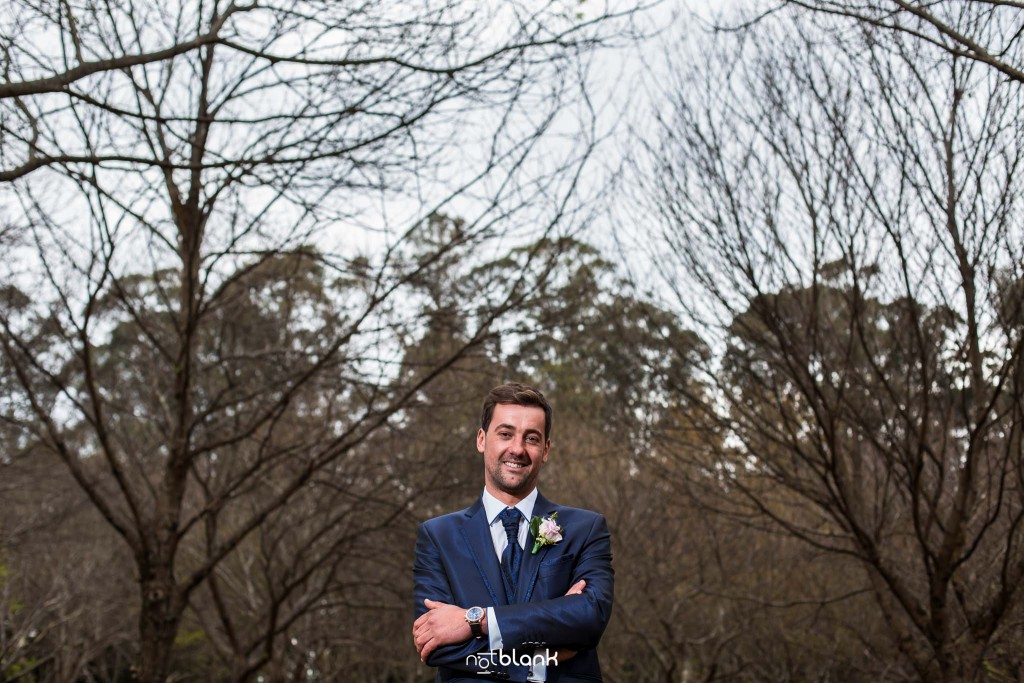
[490,403,546,428]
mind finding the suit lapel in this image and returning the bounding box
[459,498,506,607]
[517,492,558,603]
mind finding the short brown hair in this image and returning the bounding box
[480,382,552,439]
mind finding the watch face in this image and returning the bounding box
[466,606,484,622]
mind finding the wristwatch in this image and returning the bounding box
[465,606,485,639]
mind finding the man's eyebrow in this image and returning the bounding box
[493,423,542,435]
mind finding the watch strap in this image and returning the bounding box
[466,606,484,639]
[469,619,484,639]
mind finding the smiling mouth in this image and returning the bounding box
[502,461,528,470]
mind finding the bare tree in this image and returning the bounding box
[1,443,136,682]
[0,0,631,679]
[732,1,1024,85]
[641,11,1024,683]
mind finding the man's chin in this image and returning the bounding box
[494,476,534,496]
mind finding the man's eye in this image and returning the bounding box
[526,436,540,445]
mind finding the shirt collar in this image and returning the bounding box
[482,487,538,525]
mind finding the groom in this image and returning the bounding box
[412,382,614,682]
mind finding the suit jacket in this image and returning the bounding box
[413,492,614,683]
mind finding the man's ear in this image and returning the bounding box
[542,440,550,463]
[476,428,486,454]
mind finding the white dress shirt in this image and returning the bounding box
[481,487,548,682]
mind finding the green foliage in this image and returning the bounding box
[173,628,206,648]
[4,656,40,678]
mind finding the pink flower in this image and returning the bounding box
[530,512,564,553]
[539,518,563,543]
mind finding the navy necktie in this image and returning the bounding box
[499,507,523,602]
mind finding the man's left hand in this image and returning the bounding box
[413,599,474,661]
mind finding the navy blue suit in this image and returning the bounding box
[413,492,614,682]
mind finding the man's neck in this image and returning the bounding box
[484,483,536,508]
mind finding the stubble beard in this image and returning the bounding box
[490,457,534,496]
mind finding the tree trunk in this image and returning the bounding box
[137,566,182,683]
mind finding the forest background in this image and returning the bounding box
[3,0,1024,681]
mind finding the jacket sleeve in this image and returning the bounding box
[412,522,500,673]
[491,514,614,650]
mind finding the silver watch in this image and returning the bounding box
[465,606,485,639]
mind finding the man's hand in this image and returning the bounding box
[413,599,476,662]
[413,581,586,664]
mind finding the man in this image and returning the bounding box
[412,382,614,682]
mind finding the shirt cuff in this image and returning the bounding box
[528,650,549,682]
[489,608,546,681]
[486,607,502,652]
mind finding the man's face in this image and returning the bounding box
[478,403,550,502]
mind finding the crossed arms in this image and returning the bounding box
[411,513,613,667]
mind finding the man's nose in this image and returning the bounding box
[506,438,526,456]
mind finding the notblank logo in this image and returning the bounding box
[466,648,559,674]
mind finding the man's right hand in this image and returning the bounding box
[553,580,586,663]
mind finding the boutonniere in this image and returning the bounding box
[529,512,563,554]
